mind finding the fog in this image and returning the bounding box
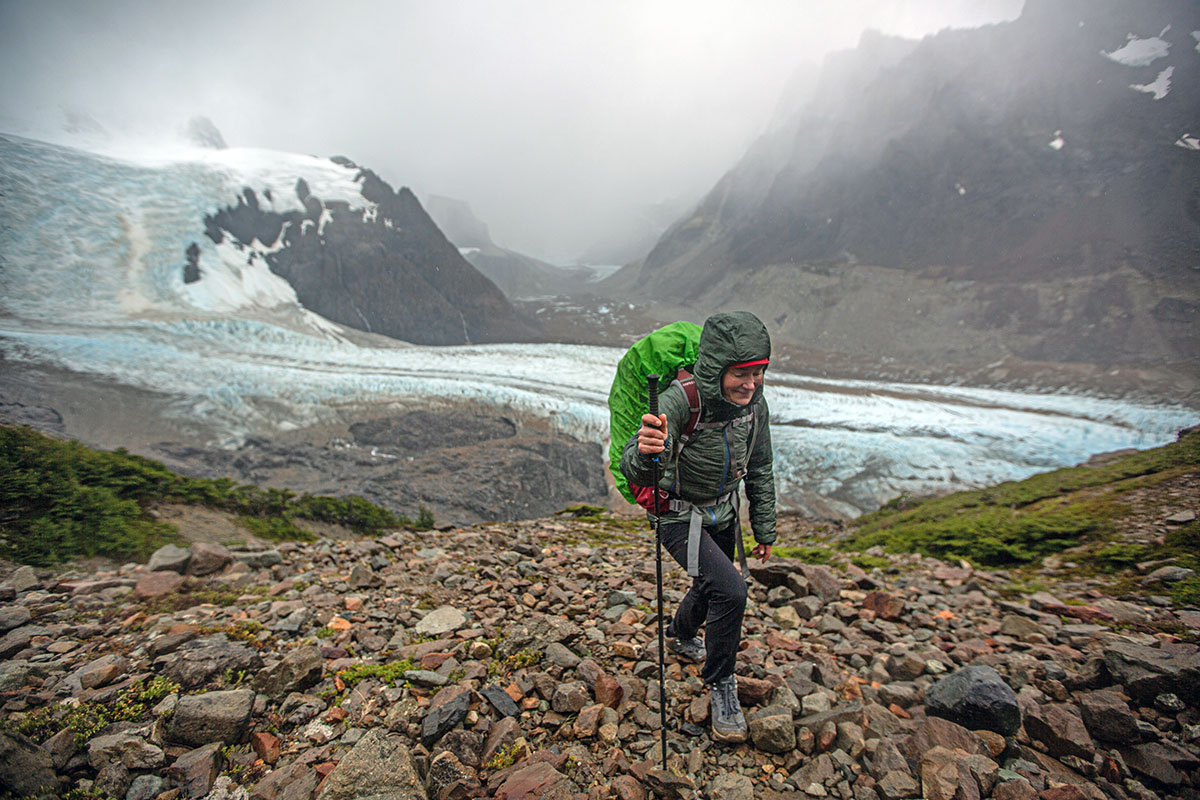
[0,0,1022,263]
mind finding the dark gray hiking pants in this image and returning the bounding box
[660,518,747,684]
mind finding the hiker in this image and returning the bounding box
[619,310,776,744]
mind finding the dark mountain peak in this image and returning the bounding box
[627,0,1199,377]
[202,157,537,346]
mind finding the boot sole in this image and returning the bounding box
[711,726,748,744]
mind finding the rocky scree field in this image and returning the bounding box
[0,431,1198,800]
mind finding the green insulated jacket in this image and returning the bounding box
[620,311,777,545]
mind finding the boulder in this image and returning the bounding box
[925,665,1021,735]
[316,729,424,800]
[187,542,233,576]
[168,689,255,746]
[253,645,323,698]
[148,544,191,573]
[165,742,223,799]
[0,731,57,796]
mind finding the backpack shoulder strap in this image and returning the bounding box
[671,368,702,443]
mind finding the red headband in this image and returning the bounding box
[730,358,769,369]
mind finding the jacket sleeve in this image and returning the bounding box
[745,398,777,545]
[619,383,689,491]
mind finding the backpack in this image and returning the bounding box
[607,321,704,507]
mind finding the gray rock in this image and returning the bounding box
[1103,640,1200,703]
[1145,566,1195,583]
[0,730,58,796]
[749,706,796,753]
[709,773,755,800]
[165,742,223,799]
[1077,689,1139,742]
[403,669,448,687]
[249,761,320,800]
[148,544,191,573]
[0,660,31,691]
[799,563,842,602]
[481,684,520,717]
[4,566,40,593]
[253,645,323,698]
[235,549,283,569]
[188,542,233,576]
[88,732,165,770]
[414,605,466,636]
[998,615,1046,641]
[876,769,919,800]
[168,689,255,746]
[544,641,581,668]
[161,634,263,689]
[925,665,1021,735]
[551,681,589,714]
[607,589,638,608]
[422,691,470,747]
[94,761,132,800]
[1120,742,1189,787]
[0,606,31,634]
[1022,703,1094,761]
[426,750,479,798]
[349,563,381,588]
[798,700,864,734]
[317,728,424,800]
[125,774,166,800]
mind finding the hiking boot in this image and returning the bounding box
[707,675,748,743]
[667,634,705,663]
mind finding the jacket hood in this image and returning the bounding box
[693,311,771,414]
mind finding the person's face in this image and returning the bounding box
[722,365,765,406]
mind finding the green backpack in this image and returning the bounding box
[607,321,703,505]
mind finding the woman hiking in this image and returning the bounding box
[619,310,776,743]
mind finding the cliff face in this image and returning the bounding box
[205,164,538,345]
[624,0,1199,372]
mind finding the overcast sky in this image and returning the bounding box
[0,0,1023,262]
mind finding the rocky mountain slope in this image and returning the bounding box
[423,195,595,299]
[608,0,1199,381]
[205,161,537,345]
[1,451,1197,799]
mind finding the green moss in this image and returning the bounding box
[837,429,1200,567]
[1169,576,1200,607]
[336,660,415,688]
[2,676,180,747]
[850,554,891,571]
[770,544,836,564]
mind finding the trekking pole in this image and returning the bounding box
[647,374,669,770]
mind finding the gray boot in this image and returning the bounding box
[707,675,748,743]
[667,634,705,663]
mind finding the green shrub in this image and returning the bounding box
[0,424,415,565]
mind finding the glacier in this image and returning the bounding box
[1,132,1197,517]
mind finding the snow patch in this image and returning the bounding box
[955,182,967,196]
[459,247,481,255]
[1193,31,1200,52]
[1175,134,1200,150]
[1049,130,1064,150]
[1103,34,1170,66]
[1131,66,1173,100]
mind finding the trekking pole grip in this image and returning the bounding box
[647,373,660,419]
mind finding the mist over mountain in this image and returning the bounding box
[423,194,594,299]
[613,0,1199,380]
